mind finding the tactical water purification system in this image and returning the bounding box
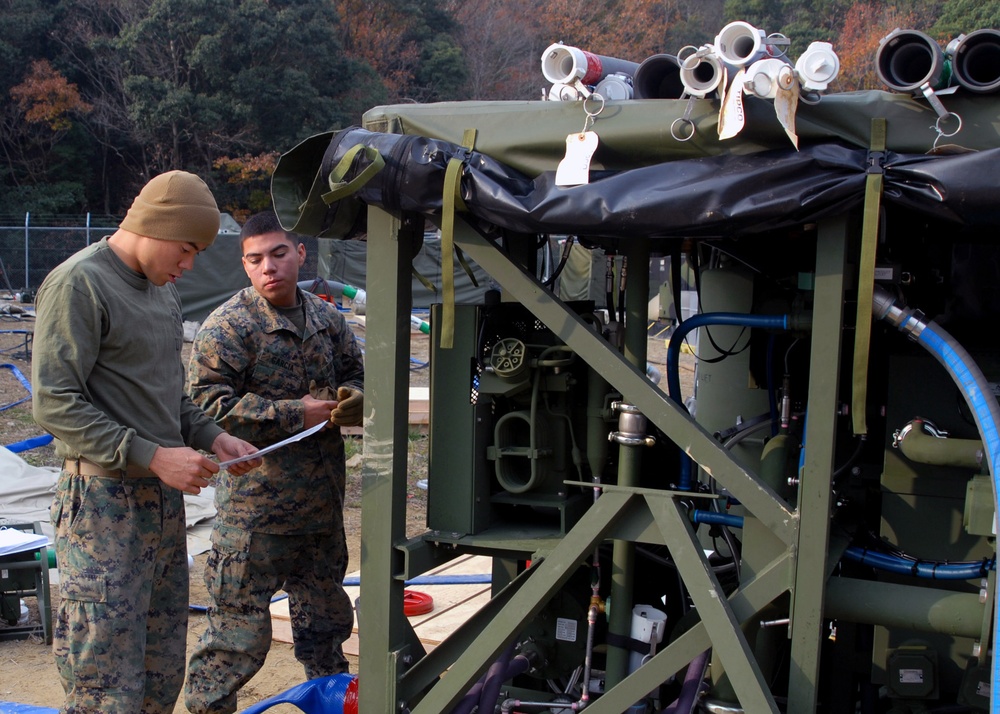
[271,38,1000,713]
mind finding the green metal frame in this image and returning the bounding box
[358,206,854,712]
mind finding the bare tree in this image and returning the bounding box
[446,0,543,100]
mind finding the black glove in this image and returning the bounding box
[331,386,364,427]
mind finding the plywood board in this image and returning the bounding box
[270,555,492,654]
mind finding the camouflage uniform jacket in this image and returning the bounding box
[187,287,364,534]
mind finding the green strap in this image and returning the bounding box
[412,266,437,295]
[439,128,477,350]
[455,246,479,288]
[289,143,386,238]
[851,118,887,436]
[411,248,480,298]
[321,144,384,205]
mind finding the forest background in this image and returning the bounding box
[1,0,998,221]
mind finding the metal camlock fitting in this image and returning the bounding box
[608,401,656,447]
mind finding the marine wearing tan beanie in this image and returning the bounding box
[119,170,221,246]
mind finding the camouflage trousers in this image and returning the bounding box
[51,472,189,714]
[184,524,352,714]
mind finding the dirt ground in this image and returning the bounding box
[0,307,427,712]
[0,298,689,712]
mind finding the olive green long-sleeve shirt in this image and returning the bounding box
[32,238,223,470]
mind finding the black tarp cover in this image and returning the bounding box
[271,92,1000,243]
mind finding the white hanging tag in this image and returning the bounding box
[556,131,599,186]
[718,68,747,140]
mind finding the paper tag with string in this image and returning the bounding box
[774,81,800,149]
[718,68,746,140]
[556,132,599,186]
[556,94,605,187]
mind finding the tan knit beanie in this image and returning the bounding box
[119,170,220,246]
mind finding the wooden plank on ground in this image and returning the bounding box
[340,386,427,435]
[270,555,492,654]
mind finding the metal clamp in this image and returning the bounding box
[670,97,698,142]
[892,417,949,449]
[608,401,656,447]
[919,82,962,150]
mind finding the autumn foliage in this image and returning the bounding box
[335,0,423,101]
[0,0,991,214]
[532,0,672,63]
[10,60,92,132]
[836,3,923,90]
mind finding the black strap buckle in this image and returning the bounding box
[866,150,886,175]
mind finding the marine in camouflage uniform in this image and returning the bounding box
[184,215,364,714]
[31,172,259,714]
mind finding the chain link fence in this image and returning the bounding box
[0,214,321,304]
[0,215,123,298]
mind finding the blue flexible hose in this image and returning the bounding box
[917,322,1000,706]
[666,313,788,408]
[666,313,789,489]
[4,434,53,452]
[843,547,995,580]
[0,362,32,411]
[871,287,1000,709]
[691,509,744,529]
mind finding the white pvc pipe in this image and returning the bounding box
[714,21,767,68]
[540,42,639,86]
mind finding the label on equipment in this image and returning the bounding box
[555,617,578,642]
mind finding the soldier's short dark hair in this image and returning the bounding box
[240,211,300,247]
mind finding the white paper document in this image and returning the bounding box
[217,421,328,468]
[0,526,50,556]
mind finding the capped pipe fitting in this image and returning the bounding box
[744,58,796,99]
[795,41,841,91]
[594,72,634,100]
[546,82,585,101]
